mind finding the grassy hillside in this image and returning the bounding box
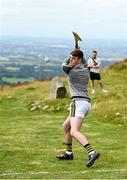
[1,60,126,127]
[0,60,127,179]
[109,58,127,71]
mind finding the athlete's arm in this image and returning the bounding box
[62,58,73,74]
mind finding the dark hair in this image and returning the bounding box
[92,50,97,54]
[71,50,84,59]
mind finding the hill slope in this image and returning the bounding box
[109,58,127,71]
[0,59,127,127]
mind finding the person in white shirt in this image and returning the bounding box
[87,51,108,94]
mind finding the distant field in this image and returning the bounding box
[2,77,35,84]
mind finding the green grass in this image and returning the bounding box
[0,101,127,179]
[0,61,127,179]
[0,94,127,178]
[89,68,127,126]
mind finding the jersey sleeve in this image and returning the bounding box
[62,58,73,74]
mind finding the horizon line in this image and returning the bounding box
[0,35,127,41]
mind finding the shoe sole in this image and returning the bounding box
[56,156,74,160]
[86,153,100,167]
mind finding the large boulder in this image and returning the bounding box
[49,76,67,99]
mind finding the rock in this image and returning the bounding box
[42,105,49,110]
[115,112,121,116]
[30,106,38,111]
[49,76,67,99]
[30,102,40,107]
[7,96,12,99]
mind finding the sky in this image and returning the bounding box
[0,0,127,39]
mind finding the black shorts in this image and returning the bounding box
[90,72,101,80]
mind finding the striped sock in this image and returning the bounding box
[84,143,94,154]
[66,143,72,152]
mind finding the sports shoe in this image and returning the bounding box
[56,152,74,160]
[91,89,95,94]
[102,89,108,93]
[86,151,100,167]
